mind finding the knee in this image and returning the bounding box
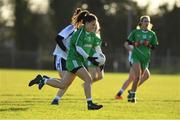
[145,70,150,79]
[84,76,93,84]
[96,76,103,81]
[95,74,104,81]
[61,81,72,89]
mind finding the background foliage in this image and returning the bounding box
[0,0,180,73]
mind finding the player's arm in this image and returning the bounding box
[75,28,98,65]
[124,40,134,51]
[76,46,89,58]
[126,30,141,47]
[76,46,98,66]
[55,35,67,52]
[75,29,89,59]
[148,32,158,50]
[95,46,102,53]
[56,25,74,52]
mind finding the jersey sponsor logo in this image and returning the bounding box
[143,35,147,39]
[137,34,140,37]
[84,44,92,48]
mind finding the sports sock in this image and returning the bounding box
[117,89,124,96]
[130,91,136,98]
[87,98,93,105]
[55,96,61,100]
[43,77,53,84]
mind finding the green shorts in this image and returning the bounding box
[66,58,84,72]
[130,54,150,70]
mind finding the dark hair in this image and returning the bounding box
[76,10,90,23]
[82,13,97,24]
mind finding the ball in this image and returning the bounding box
[92,52,106,66]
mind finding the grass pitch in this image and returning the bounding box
[0,69,180,119]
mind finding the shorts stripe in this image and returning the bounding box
[54,55,67,71]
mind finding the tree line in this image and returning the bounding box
[0,0,179,73]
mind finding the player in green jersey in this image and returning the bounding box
[125,15,158,103]
[84,20,105,83]
[50,9,89,105]
[115,41,150,100]
[29,13,103,110]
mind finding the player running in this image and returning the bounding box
[29,13,103,110]
[50,8,88,105]
[115,41,150,100]
[124,15,158,103]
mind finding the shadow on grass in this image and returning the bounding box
[138,99,180,103]
[0,107,28,112]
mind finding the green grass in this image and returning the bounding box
[0,69,180,119]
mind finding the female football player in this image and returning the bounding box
[115,41,150,100]
[50,8,89,105]
[50,11,105,105]
[84,20,105,83]
[125,15,158,103]
[29,13,103,110]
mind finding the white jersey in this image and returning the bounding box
[53,25,76,59]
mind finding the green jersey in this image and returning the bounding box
[66,27,101,71]
[128,29,158,69]
[128,29,158,59]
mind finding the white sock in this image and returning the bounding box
[44,77,53,84]
[131,91,136,94]
[87,97,92,101]
[120,88,124,94]
[55,96,61,100]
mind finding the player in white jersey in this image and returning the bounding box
[53,24,75,76]
[51,25,75,104]
[50,8,87,105]
[115,41,150,100]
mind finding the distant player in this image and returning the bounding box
[115,41,150,100]
[125,15,158,103]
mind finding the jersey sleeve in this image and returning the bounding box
[58,25,75,39]
[74,28,89,58]
[150,32,158,46]
[75,28,84,47]
[93,34,102,47]
[127,30,136,42]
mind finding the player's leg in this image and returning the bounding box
[138,68,150,87]
[51,71,67,105]
[76,67,103,110]
[88,65,104,83]
[128,63,141,103]
[29,70,74,90]
[51,57,68,105]
[115,67,135,99]
[28,72,74,90]
[44,71,75,89]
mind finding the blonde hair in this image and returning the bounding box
[136,15,153,30]
[95,20,101,38]
[71,8,82,25]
